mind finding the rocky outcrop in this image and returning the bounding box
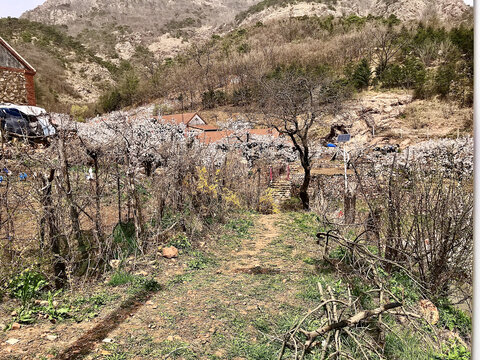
[238,0,470,26]
[22,0,259,36]
[0,69,28,105]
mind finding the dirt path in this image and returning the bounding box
[223,213,281,273]
[1,212,322,359]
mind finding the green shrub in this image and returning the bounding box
[379,58,426,89]
[281,196,302,211]
[232,87,252,106]
[237,42,250,54]
[435,62,456,98]
[437,299,472,338]
[99,89,122,113]
[8,269,48,307]
[113,221,137,255]
[202,90,228,109]
[142,279,162,292]
[380,64,404,88]
[351,58,371,90]
[70,104,89,122]
[108,271,137,287]
[434,339,471,360]
[187,251,210,270]
[168,234,191,249]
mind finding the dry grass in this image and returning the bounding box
[398,99,473,137]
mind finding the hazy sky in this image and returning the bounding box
[0,0,46,18]
[0,0,475,18]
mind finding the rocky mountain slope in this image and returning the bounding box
[21,0,472,62]
[10,0,472,113]
[236,0,471,24]
[22,0,258,36]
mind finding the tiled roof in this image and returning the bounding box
[196,130,235,144]
[158,112,198,125]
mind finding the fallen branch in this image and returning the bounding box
[301,302,402,350]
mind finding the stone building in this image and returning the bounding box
[0,37,36,106]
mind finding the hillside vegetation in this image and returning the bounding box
[0,18,117,111]
[1,11,472,118]
[97,14,473,113]
[0,3,473,359]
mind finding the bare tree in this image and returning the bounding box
[256,69,351,209]
[371,25,407,76]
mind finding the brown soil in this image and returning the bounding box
[1,213,321,359]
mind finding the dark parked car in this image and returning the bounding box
[0,107,36,137]
[0,105,55,141]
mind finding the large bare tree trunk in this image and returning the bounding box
[300,166,311,210]
[42,169,66,288]
[58,135,81,242]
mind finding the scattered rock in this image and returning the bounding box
[46,335,58,341]
[162,246,179,259]
[5,338,19,345]
[10,323,21,330]
[10,311,17,317]
[109,259,121,270]
[102,338,114,343]
[418,299,439,325]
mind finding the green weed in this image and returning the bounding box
[384,329,435,360]
[108,271,138,287]
[8,269,47,307]
[168,233,191,249]
[437,299,472,338]
[187,251,211,270]
[434,339,471,360]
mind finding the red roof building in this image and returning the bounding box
[157,112,207,127]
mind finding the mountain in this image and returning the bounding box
[22,0,258,36]
[21,0,472,61]
[12,0,472,113]
[235,0,470,24]
[21,0,471,61]
[24,0,470,34]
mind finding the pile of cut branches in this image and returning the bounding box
[273,230,442,360]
